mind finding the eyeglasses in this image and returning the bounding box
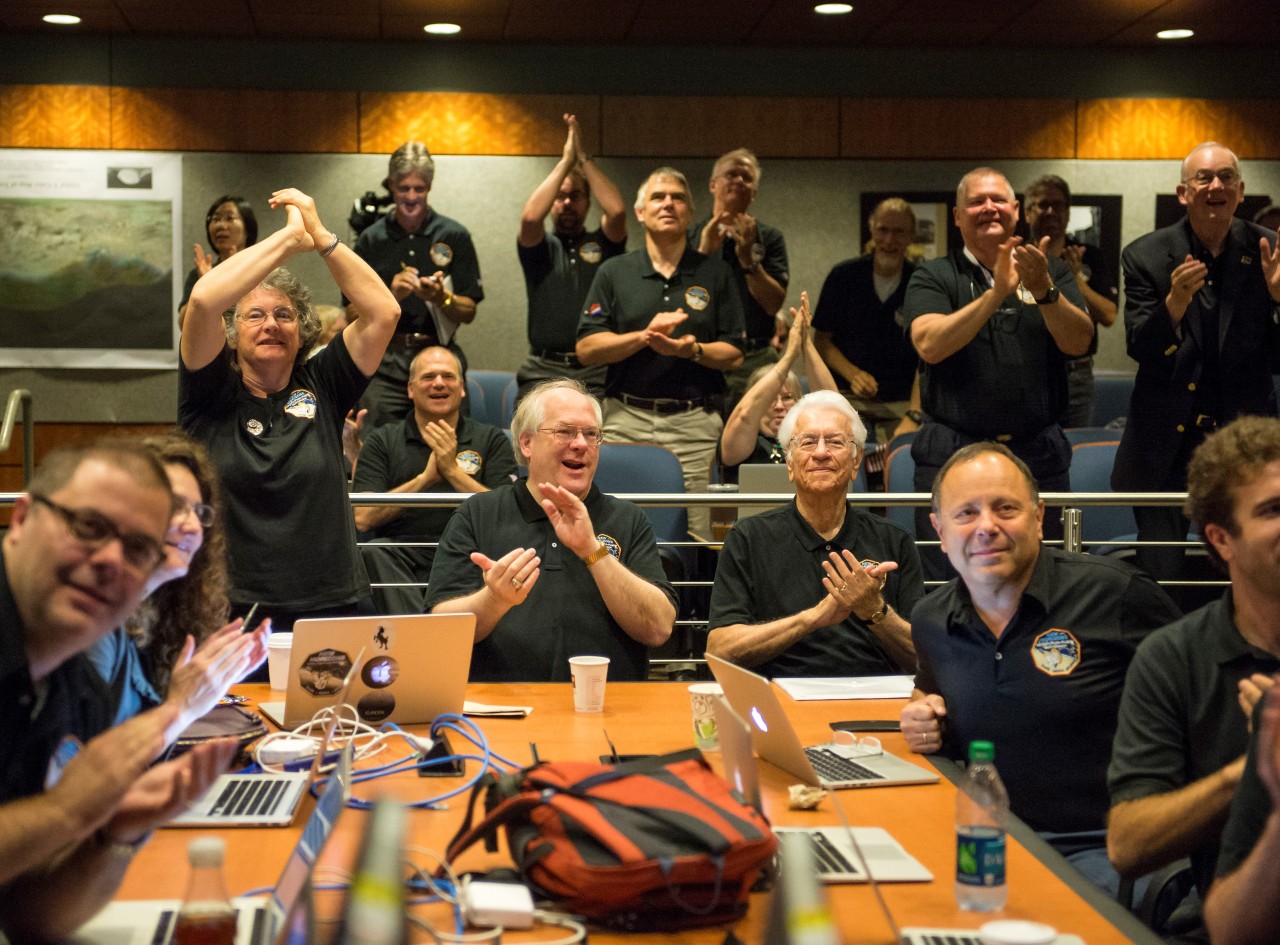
[30,493,166,573]
[1184,168,1241,187]
[790,433,851,454]
[539,426,604,446]
[237,307,297,325]
[773,393,798,407]
[174,497,215,529]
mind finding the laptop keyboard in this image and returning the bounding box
[805,747,885,783]
[212,777,289,817]
[905,935,982,945]
[806,831,861,876]
[153,907,267,945]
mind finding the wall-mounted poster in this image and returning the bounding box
[0,150,181,369]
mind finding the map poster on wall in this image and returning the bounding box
[0,150,181,369]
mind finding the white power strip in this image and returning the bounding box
[461,878,535,929]
[257,736,317,766]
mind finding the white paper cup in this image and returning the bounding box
[569,655,610,713]
[266,632,293,691]
[689,682,724,750]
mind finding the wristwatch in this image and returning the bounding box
[581,544,611,568]
[1034,285,1060,306]
[866,602,890,625]
[905,409,924,424]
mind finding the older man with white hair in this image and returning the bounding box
[706,390,922,677]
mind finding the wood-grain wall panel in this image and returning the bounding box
[0,85,111,149]
[359,93,600,155]
[600,96,839,158]
[1076,99,1280,159]
[111,88,359,152]
[840,98,1078,159]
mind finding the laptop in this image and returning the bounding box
[258,613,476,728]
[168,655,361,828]
[707,653,938,789]
[736,463,863,521]
[75,740,354,945]
[713,694,931,884]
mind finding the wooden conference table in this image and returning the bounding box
[116,682,1159,944]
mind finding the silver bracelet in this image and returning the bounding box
[319,233,341,258]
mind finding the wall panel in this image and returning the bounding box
[840,98,1077,159]
[1077,99,1280,160]
[601,96,839,158]
[0,84,111,149]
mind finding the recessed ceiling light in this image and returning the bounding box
[814,2,853,13]
[42,13,82,25]
[424,22,461,35]
[1156,28,1194,40]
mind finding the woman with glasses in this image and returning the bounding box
[179,188,399,640]
[718,292,837,481]
[178,195,258,328]
[86,434,268,734]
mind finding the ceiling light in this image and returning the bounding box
[42,13,82,25]
[814,3,853,13]
[1156,28,1194,40]
[424,23,461,35]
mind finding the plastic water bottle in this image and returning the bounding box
[955,740,1009,912]
[174,837,237,945]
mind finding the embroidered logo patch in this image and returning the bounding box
[284,389,317,420]
[685,286,710,311]
[579,241,602,265]
[1031,628,1081,677]
[456,449,481,475]
[597,533,621,560]
[430,242,453,267]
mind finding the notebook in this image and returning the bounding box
[74,741,354,945]
[167,655,361,828]
[707,653,938,790]
[258,613,476,728]
[713,693,931,884]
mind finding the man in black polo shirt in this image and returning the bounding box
[707,391,922,677]
[1107,417,1280,937]
[354,346,518,614]
[426,380,676,682]
[904,167,1092,569]
[348,140,484,429]
[1113,142,1280,587]
[0,441,233,939]
[577,166,746,536]
[516,113,627,401]
[690,148,789,402]
[900,442,1178,897]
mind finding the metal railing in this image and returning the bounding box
[0,390,34,488]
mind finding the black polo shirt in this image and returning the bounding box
[709,501,923,677]
[687,217,789,344]
[1216,698,1271,879]
[1108,590,1280,896]
[425,481,677,682]
[813,255,918,401]
[179,332,370,610]
[353,414,519,567]
[520,228,625,352]
[348,208,485,336]
[911,546,1179,833]
[578,245,746,401]
[903,247,1084,438]
[0,551,112,806]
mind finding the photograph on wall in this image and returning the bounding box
[860,191,957,262]
[0,150,181,369]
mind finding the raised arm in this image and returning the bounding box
[520,114,579,248]
[573,118,627,245]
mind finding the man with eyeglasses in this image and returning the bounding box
[904,167,1092,576]
[577,166,747,537]
[515,114,627,402]
[426,380,676,682]
[707,391,922,677]
[354,345,518,613]
[0,440,235,938]
[690,148,789,402]
[1114,141,1280,591]
[1023,175,1118,429]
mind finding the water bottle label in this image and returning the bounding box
[956,830,1006,887]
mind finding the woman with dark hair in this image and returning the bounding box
[87,433,269,733]
[180,188,399,635]
[178,195,259,326]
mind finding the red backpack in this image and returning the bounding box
[443,749,778,931]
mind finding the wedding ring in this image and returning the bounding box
[510,577,522,590]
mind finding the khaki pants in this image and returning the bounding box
[602,398,723,537]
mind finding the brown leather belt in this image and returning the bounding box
[618,392,709,415]
[390,331,438,350]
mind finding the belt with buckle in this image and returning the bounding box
[618,392,708,415]
[390,331,438,350]
[532,348,582,368]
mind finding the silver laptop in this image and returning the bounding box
[258,613,476,728]
[168,656,361,828]
[75,741,354,945]
[714,693,931,884]
[707,653,938,789]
